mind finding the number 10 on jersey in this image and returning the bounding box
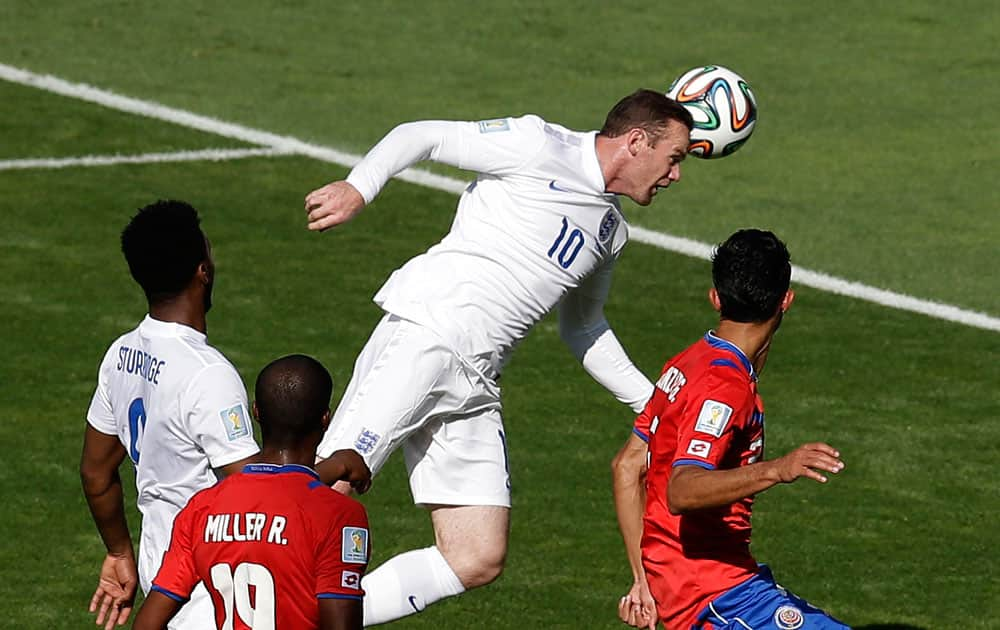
[548,217,584,269]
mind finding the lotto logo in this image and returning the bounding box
[341,570,360,589]
[686,439,711,457]
[354,429,381,454]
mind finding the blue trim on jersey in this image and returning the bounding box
[308,480,326,490]
[151,585,188,603]
[673,458,715,470]
[704,332,756,381]
[709,358,742,372]
[317,593,364,600]
[242,462,320,481]
[632,427,649,443]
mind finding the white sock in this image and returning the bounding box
[361,546,465,626]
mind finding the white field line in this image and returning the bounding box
[2,62,997,333]
[0,147,294,171]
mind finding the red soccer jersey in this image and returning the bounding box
[152,463,370,630]
[635,332,765,629]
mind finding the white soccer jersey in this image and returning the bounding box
[86,316,260,594]
[346,115,653,410]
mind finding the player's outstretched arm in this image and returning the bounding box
[559,264,653,413]
[320,598,364,630]
[668,443,844,514]
[80,425,137,630]
[131,591,182,630]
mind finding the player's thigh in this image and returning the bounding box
[317,316,474,475]
[404,404,510,508]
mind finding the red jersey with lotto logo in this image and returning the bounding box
[634,332,764,629]
[151,463,370,630]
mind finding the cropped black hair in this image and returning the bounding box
[254,355,333,448]
[711,229,791,323]
[120,200,208,302]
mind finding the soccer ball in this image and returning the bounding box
[666,65,757,159]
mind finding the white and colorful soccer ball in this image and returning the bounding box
[667,65,757,159]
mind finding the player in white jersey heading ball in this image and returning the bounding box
[305,90,694,625]
[80,200,262,630]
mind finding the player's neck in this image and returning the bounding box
[713,320,778,373]
[257,447,317,469]
[595,134,625,193]
[148,294,208,334]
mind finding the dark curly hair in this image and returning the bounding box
[120,200,208,303]
[712,229,791,323]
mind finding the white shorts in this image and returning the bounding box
[317,315,511,507]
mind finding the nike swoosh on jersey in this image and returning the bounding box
[548,179,571,192]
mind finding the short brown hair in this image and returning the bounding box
[599,89,694,143]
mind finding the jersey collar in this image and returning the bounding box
[583,131,614,198]
[704,331,757,381]
[242,463,320,481]
[140,314,207,343]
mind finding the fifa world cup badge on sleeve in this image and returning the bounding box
[219,403,250,441]
[694,400,732,437]
[342,527,369,564]
[477,118,510,133]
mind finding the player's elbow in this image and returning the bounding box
[79,460,115,498]
[611,448,645,485]
[666,473,698,515]
[667,488,695,515]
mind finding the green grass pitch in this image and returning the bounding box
[0,2,997,628]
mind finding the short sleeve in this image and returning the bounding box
[671,372,754,471]
[150,497,201,602]
[316,499,370,600]
[182,363,259,468]
[86,347,118,435]
[632,389,661,443]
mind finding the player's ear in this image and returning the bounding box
[320,408,332,431]
[251,401,260,421]
[780,289,795,313]
[708,288,722,312]
[197,260,213,285]
[627,128,645,156]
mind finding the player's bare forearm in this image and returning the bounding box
[80,426,133,555]
[316,449,372,493]
[611,434,649,581]
[668,442,844,514]
[320,597,364,630]
[132,590,181,630]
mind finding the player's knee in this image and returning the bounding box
[446,544,507,588]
